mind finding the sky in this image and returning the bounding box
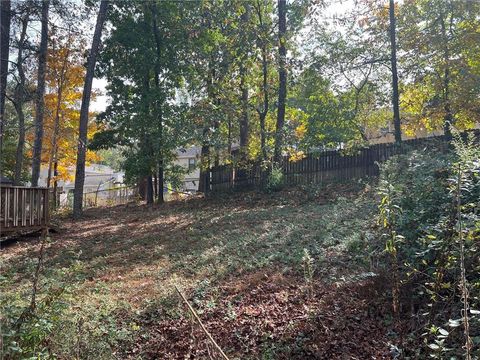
[91,77,109,112]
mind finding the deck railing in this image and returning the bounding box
[0,186,49,234]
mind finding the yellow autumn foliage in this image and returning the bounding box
[27,30,100,183]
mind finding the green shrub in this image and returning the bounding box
[264,166,284,193]
[1,260,132,359]
[376,134,480,358]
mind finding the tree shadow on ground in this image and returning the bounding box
[2,183,374,308]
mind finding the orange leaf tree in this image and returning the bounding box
[28,27,100,190]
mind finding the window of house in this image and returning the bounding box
[188,158,196,172]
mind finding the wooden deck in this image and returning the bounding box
[1,186,50,235]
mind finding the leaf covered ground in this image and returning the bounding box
[1,182,396,359]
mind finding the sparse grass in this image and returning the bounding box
[1,181,384,358]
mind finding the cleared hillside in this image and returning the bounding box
[1,182,394,359]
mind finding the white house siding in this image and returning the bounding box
[37,164,124,206]
[174,147,201,192]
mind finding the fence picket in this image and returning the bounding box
[209,130,479,192]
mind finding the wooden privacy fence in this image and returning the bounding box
[0,186,49,234]
[209,135,459,192]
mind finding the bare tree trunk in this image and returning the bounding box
[238,2,252,164]
[199,62,216,195]
[13,102,26,184]
[139,71,154,205]
[258,45,269,162]
[31,0,49,187]
[47,91,62,189]
[443,67,452,140]
[158,162,164,201]
[213,96,220,167]
[273,0,287,165]
[236,65,250,186]
[73,0,109,218]
[239,63,249,157]
[214,116,220,167]
[440,13,453,141]
[352,79,370,142]
[227,116,232,159]
[13,12,29,185]
[47,42,69,189]
[53,160,58,209]
[253,2,269,163]
[389,0,401,144]
[198,140,210,194]
[151,2,164,204]
[153,169,158,200]
[146,175,154,204]
[138,177,146,200]
[0,0,11,156]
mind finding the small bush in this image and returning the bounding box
[264,166,284,193]
[1,260,132,359]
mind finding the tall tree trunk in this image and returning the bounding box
[352,79,370,142]
[139,70,154,205]
[151,3,164,204]
[13,102,26,184]
[47,88,63,189]
[199,62,216,195]
[0,0,10,157]
[13,12,29,185]
[212,69,220,168]
[239,63,249,159]
[237,66,249,186]
[73,0,109,218]
[227,116,232,159]
[253,2,268,163]
[259,44,269,162]
[53,160,58,209]
[389,0,401,144]
[443,66,452,140]
[153,169,158,200]
[239,3,250,161]
[47,42,69,189]
[31,0,49,187]
[213,116,220,167]
[237,2,250,174]
[440,13,453,141]
[158,161,164,200]
[154,122,164,201]
[146,175,154,204]
[273,0,287,165]
[198,136,210,194]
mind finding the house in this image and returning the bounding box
[37,164,124,207]
[173,144,241,192]
[175,146,200,192]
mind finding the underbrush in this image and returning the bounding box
[375,133,480,358]
[0,251,132,359]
